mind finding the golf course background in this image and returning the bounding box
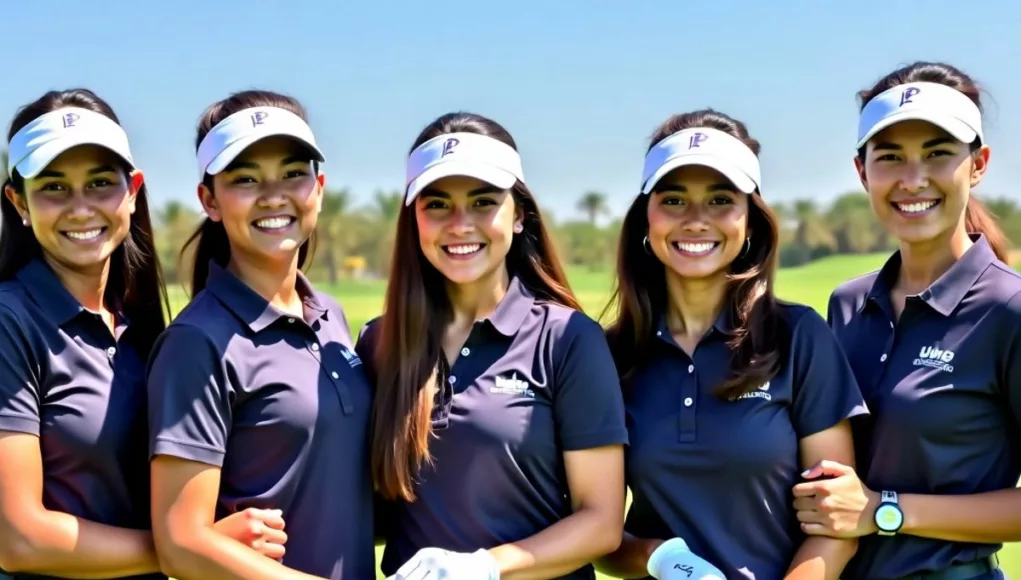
[164,252,1021,578]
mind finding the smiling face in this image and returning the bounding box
[4,145,139,276]
[415,175,523,287]
[856,119,989,246]
[201,136,323,268]
[646,164,750,282]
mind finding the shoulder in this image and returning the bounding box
[979,260,1021,304]
[775,300,835,344]
[537,303,610,353]
[829,269,881,309]
[155,295,232,359]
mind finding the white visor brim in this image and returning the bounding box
[7,107,135,179]
[197,106,324,179]
[404,132,524,206]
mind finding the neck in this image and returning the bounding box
[897,225,973,295]
[664,270,728,338]
[445,266,511,328]
[227,252,303,314]
[44,254,109,313]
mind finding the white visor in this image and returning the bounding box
[7,107,135,180]
[196,106,324,179]
[856,81,983,149]
[641,127,761,195]
[404,132,524,205]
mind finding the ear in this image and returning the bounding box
[970,144,991,188]
[4,184,29,223]
[853,155,868,191]
[127,170,144,215]
[315,172,326,214]
[197,183,221,222]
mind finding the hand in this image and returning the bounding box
[387,547,499,580]
[214,507,288,560]
[792,460,879,538]
[647,538,725,580]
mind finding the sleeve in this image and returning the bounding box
[146,324,233,467]
[354,317,381,387]
[551,312,629,451]
[790,308,869,439]
[0,306,42,435]
[998,291,1021,427]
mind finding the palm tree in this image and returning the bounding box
[315,188,351,283]
[1,149,7,181]
[577,191,607,225]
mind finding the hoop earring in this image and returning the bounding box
[740,237,751,257]
[642,235,653,255]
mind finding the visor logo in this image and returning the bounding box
[251,111,269,126]
[62,113,80,128]
[688,132,708,148]
[441,137,459,156]
[899,87,920,106]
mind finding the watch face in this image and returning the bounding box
[876,504,903,531]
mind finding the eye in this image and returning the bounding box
[88,178,115,189]
[230,175,258,185]
[709,194,734,205]
[660,195,683,206]
[422,199,448,210]
[874,153,900,162]
[927,149,954,158]
[284,169,309,179]
[39,182,65,192]
[473,197,498,207]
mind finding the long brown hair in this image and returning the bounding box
[604,109,787,400]
[371,111,579,501]
[1,89,170,359]
[180,89,319,296]
[856,61,1009,262]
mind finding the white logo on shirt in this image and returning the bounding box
[735,381,771,401]
[491,372,535,398]
[914,345,954,373]
[340,347,362,368]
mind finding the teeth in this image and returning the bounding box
[255,217,292,229]
[66,229,102,241]
[447,244,481,255]
[897,201,937,213]
[673,242,716,253]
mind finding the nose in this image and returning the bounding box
[898,162,930,193]
[446,206,475,235]
[680,205,711,233]
[66,192,96,221]
[256,184,289,208]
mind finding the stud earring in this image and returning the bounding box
[514,224,523,233]
[21,215,29,226]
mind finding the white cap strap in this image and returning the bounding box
[641,127,760,195]
[196,106,325,179]
[404,132,524,205]
[7,107,135,180]
[857,81,983,149]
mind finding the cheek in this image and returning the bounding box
[646,206,676,239]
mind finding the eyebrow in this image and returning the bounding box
[872,137,958,151]
[34,165,119,179]
[420,184,505,199]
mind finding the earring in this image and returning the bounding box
[741,237,751,257]
[642,235,653,255]
[514,224,523,233]
[21,215,29,226]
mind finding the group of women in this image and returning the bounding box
[0,59,1018,580]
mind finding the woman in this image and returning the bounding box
[793,62,1020,580]
[146,90,375,580]
[596,110,868,580]
[356,112,628,580]
[0,90,285,580]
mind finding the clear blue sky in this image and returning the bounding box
[4,0,1019,221]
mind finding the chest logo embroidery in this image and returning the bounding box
[340,347,362,368]
[735,381,771,401]
[914,345,955,373]
[491,372,535,398]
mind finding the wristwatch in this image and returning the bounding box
[874,490,904,536]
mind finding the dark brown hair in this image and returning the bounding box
[603,109,787,400]
[371,111,580,501]
[856,61,1008,262]
[181,89,319,296]
[0,89,170,358]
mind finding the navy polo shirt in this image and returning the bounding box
[357,276,629,580]
[146,263,374,580]
[622,303,868,580]
[828,234,1021,580]
[0,259,162,580]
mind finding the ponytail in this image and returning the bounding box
[181,218,230,296]
[0,173,41,281]
[965,195,1009,262]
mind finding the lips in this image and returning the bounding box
[252,216,296,231]
[62,227,106,242]
[670,240,720,256]
[892,199,940,214]
[442,242,485,257]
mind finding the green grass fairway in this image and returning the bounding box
[167,254,1021,578]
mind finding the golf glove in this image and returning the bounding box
[647,538,725,580]
[387,546,500,580]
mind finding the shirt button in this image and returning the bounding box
[287,318,295,324]
[656,330,662,336]
[106,346,116,357]
[889,321,894,328]
[684,397,693,407]
[448,376,456,385]
[880,354,887,362]
[687,365,694,374]
[331,371,339,379]
[461,347,470,356]
[311,343,319,352]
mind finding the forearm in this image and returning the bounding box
[0,509,158,578]
[157,525,324,580]
[487,507,622,580]
[784,536,857,580]
[594,532,663,579]
[900,487,1021,543]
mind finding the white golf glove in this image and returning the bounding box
[387,547,500,580]
[647,538,725,580]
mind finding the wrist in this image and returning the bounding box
[865,488,881,535]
